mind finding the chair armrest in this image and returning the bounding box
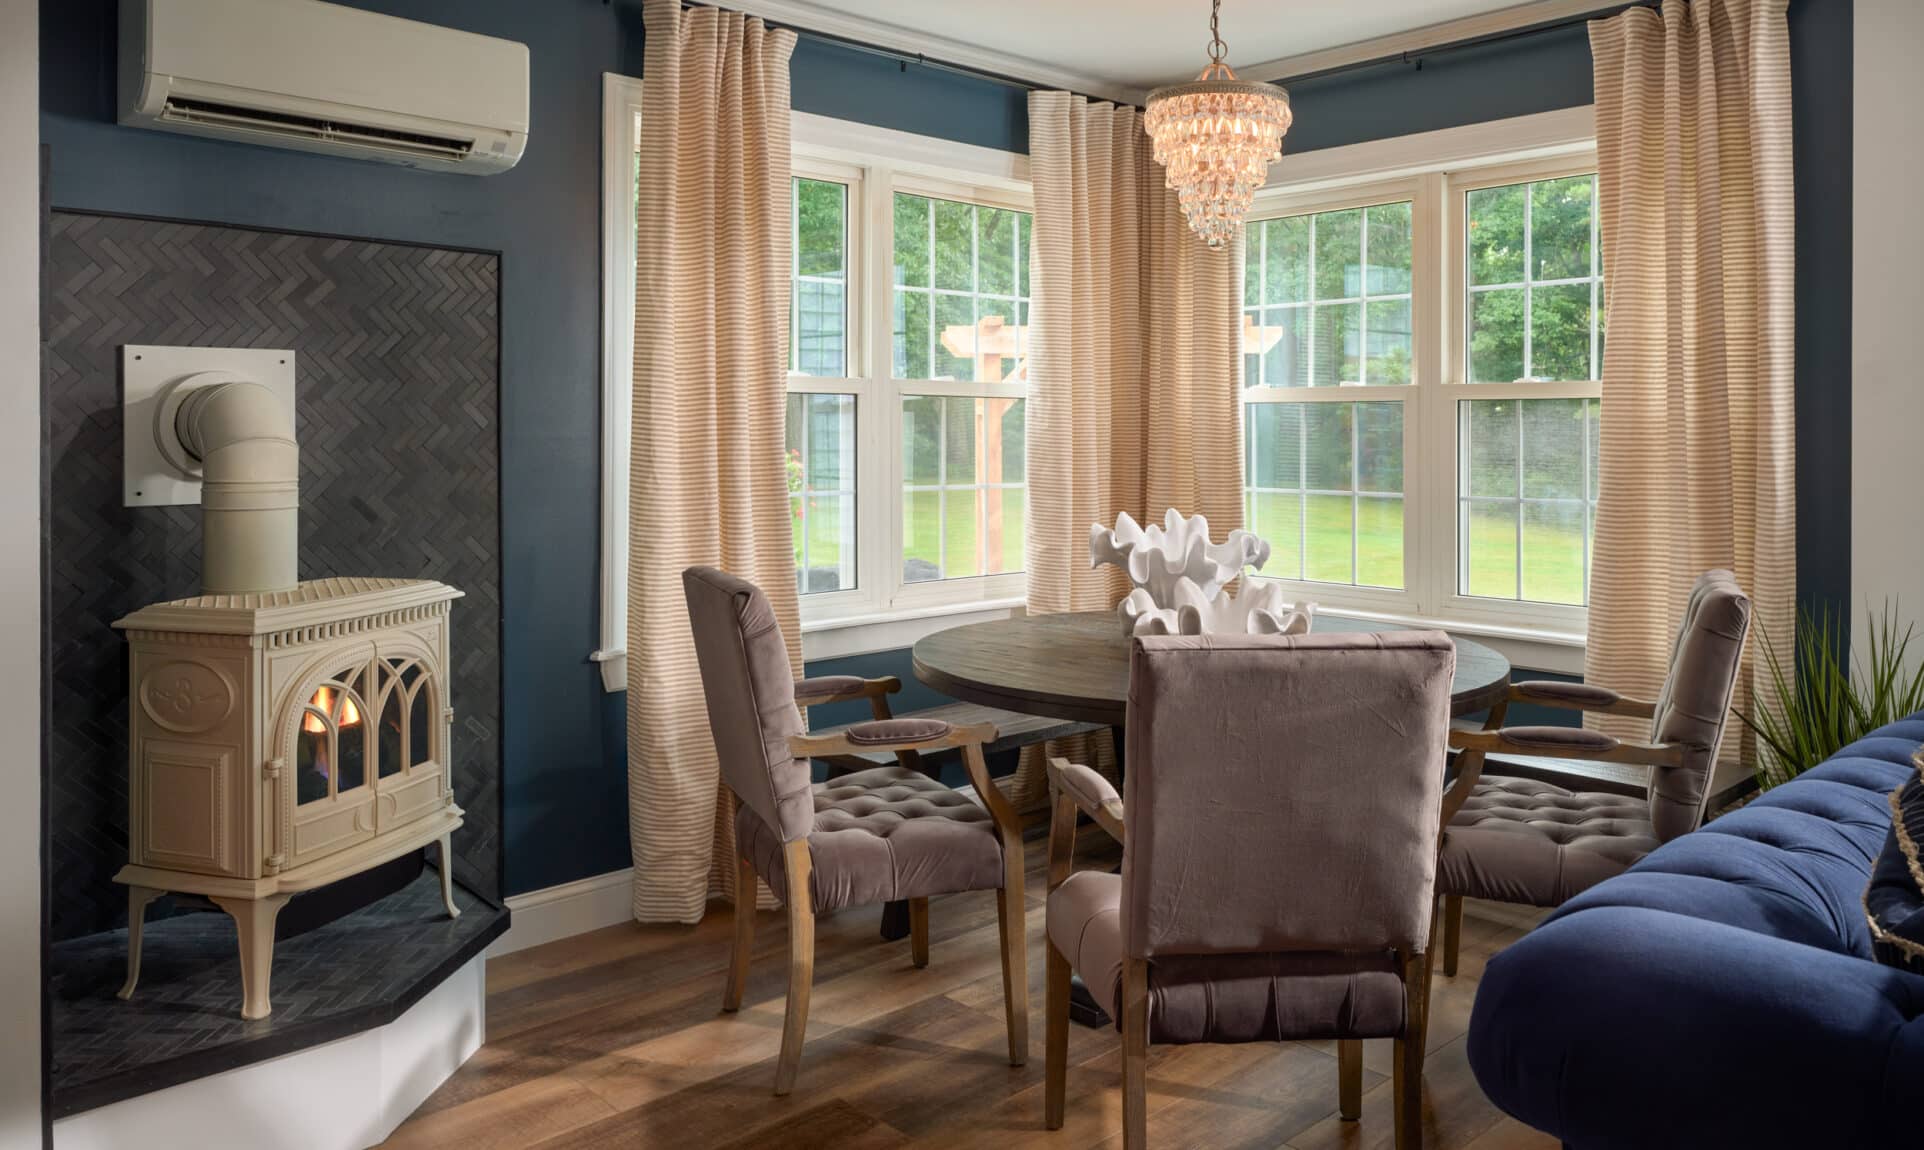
[1450,726,1687,768]
[1508,680,1657,720]
[1046,756,1125,845]
[789,719,995,760]
[794,675,900,707]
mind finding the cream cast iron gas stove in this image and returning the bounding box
[113,347,464,1020]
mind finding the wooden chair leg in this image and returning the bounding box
[1442,894,1463,977]
[1044,937,1071,1129]
[994,876,1030,1066]
[908,897,929,968]
[774,841,815,1097]
[722,855,756,1012]
[1120,956,1149,1150]
[1338,1038,1362,1121]
[1394,950,1430,1150]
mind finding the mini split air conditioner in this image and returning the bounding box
[119,0,529,175]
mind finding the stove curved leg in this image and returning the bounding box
[437,833,461,919]
[117,885,164,1001]
[211,892,291,1021]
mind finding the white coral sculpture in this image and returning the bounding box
[1120,577,1316,637]
[1089,509,1270,607]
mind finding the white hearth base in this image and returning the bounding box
[53,951,485,1150]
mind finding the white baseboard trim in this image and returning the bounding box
[490,868,635,957]
[52,953,485,1150]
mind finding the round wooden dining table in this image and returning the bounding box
[913,610,1512,724]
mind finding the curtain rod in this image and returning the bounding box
[653,2,1651,104]
[668,1,1095,100]
[1269,2,1646,86]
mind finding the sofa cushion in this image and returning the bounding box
[1552,728,1924,959]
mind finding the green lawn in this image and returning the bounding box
[1248,491,1588,604]
[798,489,1586,604]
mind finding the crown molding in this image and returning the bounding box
[716,0,1147,105]
[1173,0,1624,88]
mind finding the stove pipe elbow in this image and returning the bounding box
[176,381,300,595]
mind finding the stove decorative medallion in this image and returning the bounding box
[113,577,465,1019]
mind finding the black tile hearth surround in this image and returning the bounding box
[43,211,503,941]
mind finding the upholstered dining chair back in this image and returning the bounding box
[682,566,815,843]
[1121,632,1457,961]
[1645,569,1753,841]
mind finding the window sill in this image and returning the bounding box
[800,596,1027,662]
[1311,604,1585,676]
[594,598,1581,691]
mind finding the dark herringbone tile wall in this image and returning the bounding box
[44,212,502,940]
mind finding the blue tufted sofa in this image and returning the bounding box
[1466,714,1924,1149]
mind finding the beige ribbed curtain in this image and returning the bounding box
[627,0,798,923]
[1586,0,1795,760]
[1015,90,1244,802]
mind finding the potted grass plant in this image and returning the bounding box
[1742,601,1924,789]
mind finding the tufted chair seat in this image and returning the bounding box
[1434,571,1752,981]
[1438,777,1660,906]
[736,765,1004,913]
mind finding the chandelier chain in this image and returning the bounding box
[1208,0,1227,63]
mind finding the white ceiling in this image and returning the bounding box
[768,0,1541,89]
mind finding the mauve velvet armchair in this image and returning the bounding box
[1433,569,1752,975]
[682,566,1028,1095]
[1043,631,1457,1149]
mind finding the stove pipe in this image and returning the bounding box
[176,380,299,595]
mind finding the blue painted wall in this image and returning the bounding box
[40,0,1848,895]
[36,0,1029,897]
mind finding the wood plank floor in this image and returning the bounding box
[381,830,1557,1150]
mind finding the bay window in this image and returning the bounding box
[1246,150,1602,639]
[600,76,1600,683]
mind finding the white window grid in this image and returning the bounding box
[1244,151,1602,636]
[901,397,1027,583]
[1446,160,1605,614]
[1454,397,1601,606]
[1244,186,1418,601]
[1245,402,1407,589]
[893,195,1028,383]
[785,159,1031,625]
[1462,174,1603,383]
[788,393,859,595]
[1245,204,1414,390]
[791,176,851,378]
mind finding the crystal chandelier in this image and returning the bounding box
[1143,0,1293,250]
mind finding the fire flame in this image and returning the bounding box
[302,685,361,733]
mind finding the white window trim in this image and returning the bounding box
[594,87,1037,685]
[593,73,644,692]
[789,123,1035,634]
[1246,105,1600,657]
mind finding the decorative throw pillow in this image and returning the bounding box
[1865,750,1924,975]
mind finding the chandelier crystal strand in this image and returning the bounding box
[1143,0,1292,249]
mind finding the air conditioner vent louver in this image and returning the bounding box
[119,0,527,176]
[160,96,475,162]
